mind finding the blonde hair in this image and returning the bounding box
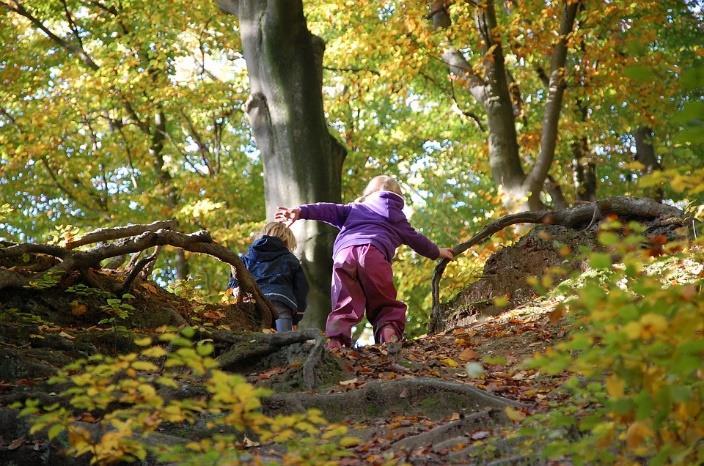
[259,222,297,251]
[357,175,403,202]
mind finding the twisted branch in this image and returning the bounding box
[430,197,684,332]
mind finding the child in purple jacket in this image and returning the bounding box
[275,175,454,348]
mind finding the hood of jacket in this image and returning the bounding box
[362,191,406,223]
[244,236,289,263]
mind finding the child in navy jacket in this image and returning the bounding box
[228,222,308,332]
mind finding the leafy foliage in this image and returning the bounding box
[20,327,355,464]
[522,222,703,464]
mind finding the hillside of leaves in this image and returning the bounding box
[1,198,701,465]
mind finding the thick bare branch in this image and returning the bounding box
[430,196,683,325]
[1,226,273,327]
[65,220,178,249]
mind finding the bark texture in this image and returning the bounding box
[217,0,346,328]
[432,0,581,211]
[572,137,597,201]
[634,126,663,201]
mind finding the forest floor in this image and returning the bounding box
[251,298,570,465]
[0,235,574,465]
[1,205,690,465]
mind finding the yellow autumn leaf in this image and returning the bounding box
[504,406,526,422]
[625,421,653,452]
[339,436,361,447]
[605,375,625,398]
[441,358,459,368]
[623,321,642,340]
[133,337,152,347]
[639,313,667,339]
[493,295,510,308]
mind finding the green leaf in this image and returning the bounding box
[589,253,612,270]
[48,424,65,440]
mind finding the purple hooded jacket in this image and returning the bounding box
[298,191,440,262]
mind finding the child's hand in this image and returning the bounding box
[438,248,455,260]
[275,207,301,226]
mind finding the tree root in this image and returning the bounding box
[430,196,685,333]
[264,377,523,421]
[392,408,507,451]
[216,329,321,371]
[301,336,326,390]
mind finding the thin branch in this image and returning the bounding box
[535,66,550,87]
[449,80,486,131]
[179,109,214,176]
[60,0,85,50]
[322,65,380,76]
[40,157,94,212]
[117,125,139,188]
[1,0,99,70]
[118,247,159,294]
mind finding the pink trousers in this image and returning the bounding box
[325,244,406,346]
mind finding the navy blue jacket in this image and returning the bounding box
[228,236,308,318]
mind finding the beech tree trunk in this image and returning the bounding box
[217,0,346,329]
[431,0,580,211]
[572,137,597,202]
[634,126,663,201]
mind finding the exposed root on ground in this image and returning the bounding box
[391,408,507,451]
[264,377,523,421]
[216,329,321,370]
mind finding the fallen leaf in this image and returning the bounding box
[626,421,653,451]
[141,282,159,293]
[58,331,75,341]
[548,308,565,324]
[203,310,224,320]
[242,435,260,448]
[440,358,458,368]
[339,378,358,386]
[504,406,526,422]
[8,437,24,450]
[471,431,489,440]
[449,412,461,421]
[458,348,478,361]
[70,300,88,317]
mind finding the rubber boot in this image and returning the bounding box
[275,318,293,332]
[326,337,344,350]
[379,325,400,343]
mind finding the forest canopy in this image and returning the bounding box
[1,0,702,332]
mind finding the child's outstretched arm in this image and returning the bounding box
[399,220,454,261]
[277,203,351,229]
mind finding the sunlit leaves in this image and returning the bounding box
[21,328,354,464]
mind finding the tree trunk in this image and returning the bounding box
[522,0,580,209]
[572,137,597,202]
[432,0,580,212]
[217,0,346,329]
[634,126,663,201]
